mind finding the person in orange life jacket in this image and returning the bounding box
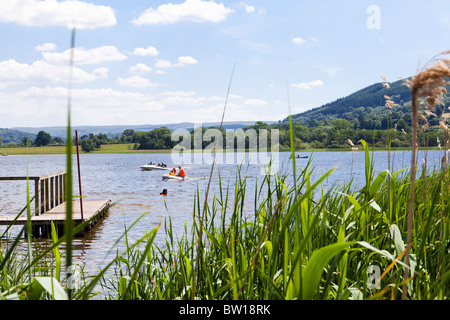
[177,166,186,177]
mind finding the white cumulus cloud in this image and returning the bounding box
[155,56,198,68]
[132,0,233,25]
[155,59,173,69]
[291,80,324,90]
[178,56,198,65]
[292,37,307,46]
[0,0,116,29]
[42,46,127,65]
[132,46,160,57]
[292,37,318,46]
[240,2,255,13]
[0,86,166,126]
[129,63,152,75]
[35,43,57,52]
[0,59,101,85]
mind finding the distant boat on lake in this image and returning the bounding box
[140,163,171,171]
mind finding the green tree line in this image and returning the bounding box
[83,115,448,152]
[2,115,447,153]
[0,130,64,148]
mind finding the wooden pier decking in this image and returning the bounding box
[0,199,111,237]
[0,171,111,237]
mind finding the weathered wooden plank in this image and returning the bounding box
[0,172,108,236]
[0,199,111,227]
[0,171,66,181]
[0,176,41,181]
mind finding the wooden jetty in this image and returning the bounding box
[0,171,111,237]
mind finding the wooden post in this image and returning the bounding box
[62,173,66,203]
[40,179,45,215]
[45,178,49,212]
[55,175,59,206]
[50,176,54,210]
[58,174,64,204]
[34,179,39,216]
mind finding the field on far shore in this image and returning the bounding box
[0,143,430,155]
[0,143,154,155]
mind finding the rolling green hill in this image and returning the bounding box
[283,78,450,129]
[0,128,36,146]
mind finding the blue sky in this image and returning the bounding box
[1,0,450,128]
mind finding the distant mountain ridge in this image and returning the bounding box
[283,78,416,125]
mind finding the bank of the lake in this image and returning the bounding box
[0,143,165,155]
[0,143,440,155]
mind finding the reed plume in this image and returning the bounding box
[402,50,450,299]
[347,138,354,147]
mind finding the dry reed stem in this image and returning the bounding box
[402,50,450,300]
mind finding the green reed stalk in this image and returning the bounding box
[403,88,418,299]
[192,64,235,299]
[25,166,32,282]
[64,27,76,300]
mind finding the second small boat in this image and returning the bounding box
[162,174,189,181]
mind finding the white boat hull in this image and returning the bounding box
[162,174,188,181]
[140,165,171,171]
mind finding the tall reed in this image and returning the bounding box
[403,51,450,299]
[192,64,235,298]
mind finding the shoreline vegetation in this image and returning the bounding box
[0,48,449,302]
[0,142,443,155]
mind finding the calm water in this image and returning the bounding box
[0,149,446,277]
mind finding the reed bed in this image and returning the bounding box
[97,141,449,300]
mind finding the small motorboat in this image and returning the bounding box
[140,164,171,171]
[162,174,188,181]
[296,155,308,159]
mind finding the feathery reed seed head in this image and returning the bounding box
[347,139,354,147]
[407,52,450,111]
[381,74,390,89]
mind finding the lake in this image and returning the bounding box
[0,149,447,278]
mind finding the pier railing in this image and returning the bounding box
[0,171,67,216]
